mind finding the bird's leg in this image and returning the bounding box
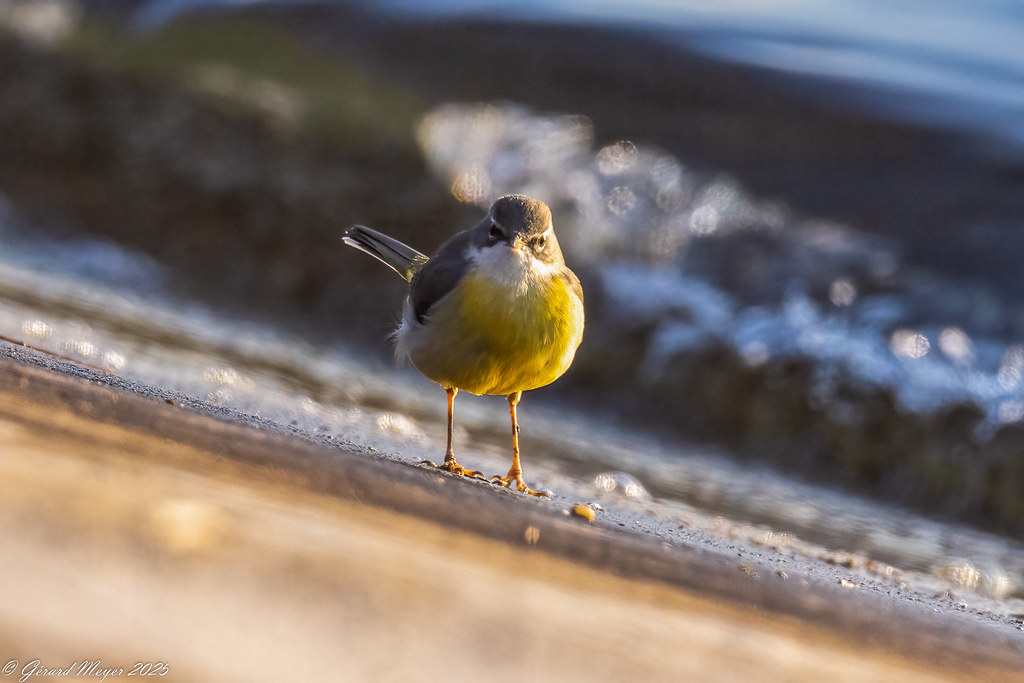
[423,386,483,479]
[491,392,547,497]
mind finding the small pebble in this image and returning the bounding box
[571,503,596,521]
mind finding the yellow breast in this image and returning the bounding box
[410,267,584,396]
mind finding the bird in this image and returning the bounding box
[343,195,584,496]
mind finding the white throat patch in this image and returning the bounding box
[468,244,559,296]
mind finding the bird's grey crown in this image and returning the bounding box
[489,194,553,238]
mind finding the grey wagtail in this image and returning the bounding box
[343,195,584,496]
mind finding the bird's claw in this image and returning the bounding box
[422,458,485,480]
[490,474,550,497]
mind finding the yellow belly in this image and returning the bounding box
[409,270,584,396]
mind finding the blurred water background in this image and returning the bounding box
[135,0,1024,156]
[2,0,1024,612]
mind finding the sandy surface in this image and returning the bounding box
[0,341,1022,682]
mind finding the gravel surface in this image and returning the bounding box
[2,339,1022,678]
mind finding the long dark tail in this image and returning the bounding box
[343,225,429,283]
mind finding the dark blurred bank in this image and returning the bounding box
[2,0,1024,538]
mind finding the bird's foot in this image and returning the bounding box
[421,456,485,480]
[490,471,550,497]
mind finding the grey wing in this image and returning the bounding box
[410,228,478,324]
[562,268,584,307]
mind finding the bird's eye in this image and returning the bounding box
[532,235,547,250]
[488,223,503,243]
